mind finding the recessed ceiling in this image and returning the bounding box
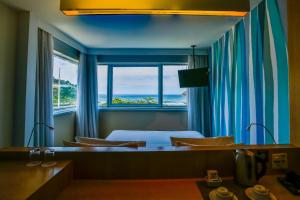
[0,0,261,49]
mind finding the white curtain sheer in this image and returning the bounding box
[34,29,54,147]
[187,55,212,137]
[76,54,98,138]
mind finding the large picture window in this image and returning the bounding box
[97,64,187,109]
[112,67,159,106]
[53,54,78,112]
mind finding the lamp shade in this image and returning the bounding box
[178,68,209,88]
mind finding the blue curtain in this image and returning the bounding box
[76,54,99,138]
[211,0,289,144]
[188,55,212,137]
[34,29,54,147]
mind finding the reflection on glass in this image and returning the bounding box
[53,55,78,112]
[163,65,188,106]
[112,67,159,105]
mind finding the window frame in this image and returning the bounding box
[53,51,79,115]
[98,63,188,110]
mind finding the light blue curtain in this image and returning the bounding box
[211,22,249,144]
[34,29,54,147]
[188,55,211,137]
[76,54,98,138]
[210,0,289,144]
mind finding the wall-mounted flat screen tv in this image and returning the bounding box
[178,68,209,88]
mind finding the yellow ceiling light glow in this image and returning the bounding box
[61,0,250,17]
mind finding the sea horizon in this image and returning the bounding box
[98,94,186,96]
[98,94,187,105]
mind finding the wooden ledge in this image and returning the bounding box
[0,144,298,153]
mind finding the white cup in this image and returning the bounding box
[252,185,270,200]
[215,187,234,200]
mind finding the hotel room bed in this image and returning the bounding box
[106,130,204,148]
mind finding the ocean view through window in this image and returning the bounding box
[98,65,108,106]
[53,54,78,112]
[97,64,188,108]
[163,65,187,106]
[112,67,159,105]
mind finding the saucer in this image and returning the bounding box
[26,161,42,167]
[209,187,238,200]
[245,185,277,200]
[41,161,57,168]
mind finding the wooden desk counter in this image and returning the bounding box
[259,176,299,200]
[0,160,72,200]
[57,179,204,200]
[57,176,299,200]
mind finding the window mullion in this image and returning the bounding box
[159,64,163,107]
[107,65,113,107]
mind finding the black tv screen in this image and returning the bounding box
[178,68,209,88]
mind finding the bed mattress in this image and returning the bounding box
[106,130,204,148]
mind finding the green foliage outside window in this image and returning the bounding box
[112,97,158,105]
[53,78,77,109]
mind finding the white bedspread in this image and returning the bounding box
[106,130,204,148]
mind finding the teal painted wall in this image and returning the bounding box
[99,111,188,138]
[54,113,76,146]
[0,3,18,147]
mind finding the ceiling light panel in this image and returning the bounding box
[61,0,250,17]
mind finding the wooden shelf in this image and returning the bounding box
[0,160,72,200]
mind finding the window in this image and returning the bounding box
[97,64,188,109]
[112,67,159,105]
[98,65,108,107]
[163,65,187,106]
[53,54,78,112]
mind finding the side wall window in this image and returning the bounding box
[53,54,78,113]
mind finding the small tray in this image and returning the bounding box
[197,180,248,200]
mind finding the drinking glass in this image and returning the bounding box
[26,148,42,167]
[41,148,57,167]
